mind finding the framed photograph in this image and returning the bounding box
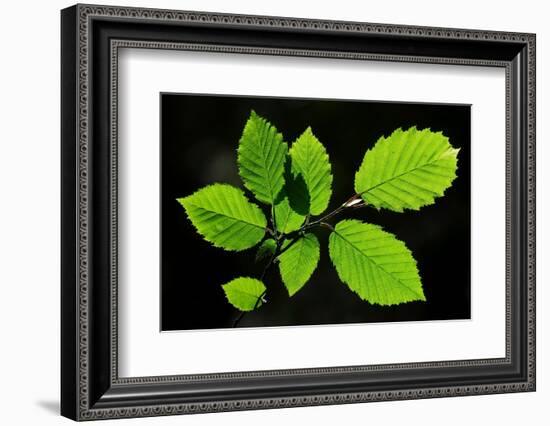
[61,4,536,421]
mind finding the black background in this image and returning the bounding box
[161,94,471,331]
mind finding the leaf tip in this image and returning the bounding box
[303,126,314,136]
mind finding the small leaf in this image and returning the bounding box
[278,233,320,296]
[177,183,266,251]
[289,127,333,215]
[354,127,459,212]
[328,219,425,305]
[274,195,306,234]
[256,239,277,263]
[222,277,266,311]
[237,111,288,205]
[283,156,310,216]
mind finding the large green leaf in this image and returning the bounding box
[289,127,333,215]
[328,219,424,305]
[237,111,288,205]
[354,127,459,212]
[222,277,266,311]
[177,183,266,251]
[278,233,320,296]
[274,194,306,234]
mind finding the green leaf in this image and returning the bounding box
[328,219,425,305]
[256,238,277,263]
[237,111,288,204]
[289,127,333,215]
[354,127,459,212]
[222,277,266,311]
[282,155,310,216]
[274,195,306,234]
[278,233,320,296]
[177,183,266,251]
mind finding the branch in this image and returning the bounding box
[232,194,366,328]
[232,239,281,328]
[285,194,365,240]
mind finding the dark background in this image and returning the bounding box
[161,94,471,331]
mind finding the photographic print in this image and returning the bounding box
[161,94,471,331]
[61,6,535,418]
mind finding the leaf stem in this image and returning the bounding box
[270,205,279,240]
[265,227,276,238]
[320,221,335,231]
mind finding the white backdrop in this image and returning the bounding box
[0,0,547,425]
[118,50,506,377]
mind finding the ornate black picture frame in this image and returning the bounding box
[61,4,536,421]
